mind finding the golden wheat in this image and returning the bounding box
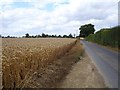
[0,38,2,89]
[2,38,76,88]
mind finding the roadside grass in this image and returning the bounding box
[102,45,120,53]
[23,39,84,88]
[89,41,120,53]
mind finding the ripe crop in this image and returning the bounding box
[2,38,76,88]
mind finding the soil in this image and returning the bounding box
[57,53,107,88]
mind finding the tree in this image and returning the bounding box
[51,35,55,37]
[7,35,10,38]
[63,35,68,38]
[58,35,62,38]
[68,34,73,38]
[79,24,95,37]
[25,33,29,38]
[42,33,46,37]
[37,35,41,38]
[31,35,35,38]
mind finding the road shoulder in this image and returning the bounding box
[57,52,107,88]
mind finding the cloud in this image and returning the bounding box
[1,0,119,36]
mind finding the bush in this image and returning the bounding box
[86,26,120,48]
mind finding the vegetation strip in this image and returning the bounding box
[23,40,83,88]
[86,26,120,49]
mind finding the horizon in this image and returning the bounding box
[1,25,119,37]
[0,0,119,37]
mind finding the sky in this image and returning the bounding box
[0,0,119,36]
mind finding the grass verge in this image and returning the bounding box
[23,40,84,88]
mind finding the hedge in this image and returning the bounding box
[86,26,120,48]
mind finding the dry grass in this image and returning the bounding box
[23,40,84,88]
[0,38,2,89]
[2,38,76,88]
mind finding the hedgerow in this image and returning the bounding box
[86,26,120,48]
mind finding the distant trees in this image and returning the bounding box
[62,34,73,38]
[63,35,68,38]
[79,24,95,37]
[58,35,62,38]
[1,35,17,38]
[1,33,75,38]
[23,33,74,38]
[69,34,73,38]
[25,33,30,38]
[42,33,46,37]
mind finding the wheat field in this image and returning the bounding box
[0,38,2,89]
[2,38,76,88]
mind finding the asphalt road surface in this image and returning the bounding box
[81,40,119,88]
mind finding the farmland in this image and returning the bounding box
[2,38,77,88]
[0,38,2,89]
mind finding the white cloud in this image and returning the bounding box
[1,0,119,36]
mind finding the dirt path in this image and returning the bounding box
[57,53,107,88]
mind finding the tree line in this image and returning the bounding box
[1,33,77,38]
[79,23,119,48]
[1,23,95,38]
[23,33,75,38]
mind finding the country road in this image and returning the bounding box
[81,40,119,88]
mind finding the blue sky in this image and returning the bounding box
[0,0,119,36]
[12,2,56,11]
[11,2,32,8]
